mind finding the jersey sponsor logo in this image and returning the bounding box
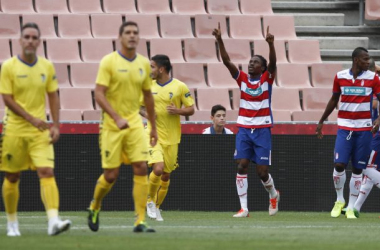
[245,86,263,97]
[17,75,28,78]
[343,87,366,96]
[185,92,191,98]
[118,69,128,72]
[152,92,158,95]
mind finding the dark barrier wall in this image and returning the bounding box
[1,134,379,212]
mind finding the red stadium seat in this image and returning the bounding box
[271,88,302,111]
[194,14,227,38]
[207,0,240,15]
[197,88,231,110]
[60,110,83,121]
[83,110,102,121]
[150,38,184,63]
[0,14,20,38]
[302,88,332,111]
[46,38,81,63]
[221,39,251,64]
[365,0,380,20]
[1,0,35,13]
[125,14,160,38]
[292,111,324,122]
[240,0,273,15]
[68,0,103,14]
[172,63,207,89]
[35,0,69,14]
[81,39,113,63]
[160,14,193,38]
[311,63,343,88]
[54,63,72,88]
[58,14,92,39]
[0,39,11,63]
[11,39,45,58]
[137,0,171,14]
[288,40,322,65]
[272,110,292,122]
[184,38,219,63]
[276,63,311,88]
[263,15,297,40]
[253,40,288,64]
[23,14,57,38]
[229,15,264,40]
[172,0,206,14]
[115,38,148,58]
[207,63,237,88]
[60,88,94,110]
[70,63,99,88]
[91,14,123,38]
[103,0,138,13]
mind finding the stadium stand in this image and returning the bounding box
[272,110,292,122]
[0,14,21,38]
[253,39,288,64]
[184,38,219,63]
[137,0,172,14]
[302,88,332,111]
[150,38,185,63]
[35,0,70,14]
[103,0,138,14]
[276,64,312,89]
[160,14,193,38]
[221,39,251,63]
[311,63,343,88]
[172,63,207,89]
[1,0,35,14]
[81,38,114,63]
[0,39,11,63]
[207,63,237,88]
[57,14,92,38]
[197,88,231,110]
[194,14,228,38]
[288,40,322,65]
[229,15,264,40]
[292,110,324,122]
[68,0,103,14]
[206,0,241,15]
[365,0,380,20]
[172,0,207,14]
[271,88,302,112]
[54,63,72,88]
[23,14,57,38]
[70,63,99,88]
[240,0,274,15]
[125,14,160,38]
[91,14,123,38]
[46,38,82,63]
[59,88,94,110]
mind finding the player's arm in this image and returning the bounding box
[212,23,239,79]
[95,84,129,129]
[142,89,157,146]
[167,104,195,116]
[316,93,340,139]
[266,26,277,74]
[47,91,60,143]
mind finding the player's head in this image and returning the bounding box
[119,21,139,51]
[369,58,376,72]
[20,22,41,56]
[248,55,267,75]
[352,47,370,71]
[150,54,172,80]
[211,105,226,127]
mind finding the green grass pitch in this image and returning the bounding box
[1,211,380,250]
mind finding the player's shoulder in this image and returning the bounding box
[1,56,16,69]
[38,57,54,68]
[136,53,150,63]
[336,69,351,79]
[202,127,211,134]
[172,78,188,88]
[100,51,117,63]
[359,70,376,80]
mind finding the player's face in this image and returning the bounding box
[119,25,139,50]
[20,28,40,56]
[212,110,226,127]
[150,60,160,80]
[356,52,370,71]
[248,56,264,75]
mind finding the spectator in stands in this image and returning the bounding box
[202,105,233,134]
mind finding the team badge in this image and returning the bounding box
[169,92,173,99]
[139,68,143,76]
[41,74,46,82]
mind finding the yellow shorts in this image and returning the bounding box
[0,131,54,173]
[148,142,179,174]
[100,126,148,169]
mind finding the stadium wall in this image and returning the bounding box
[1,127,379,213]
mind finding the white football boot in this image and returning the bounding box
[48,217,72,236]
[269,190,280,216]
[7,221,21,237]
[147,201,157,219]
[233,209,249,218]
[155,207,164,222]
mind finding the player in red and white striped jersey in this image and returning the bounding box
[213,24,279,218]
[317,47,380,219]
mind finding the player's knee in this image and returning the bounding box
[334,164,345,172]
[103,169,119,183]
[153,163,164,176]
[37,167,54,179]
[161,172,170,182]
[256,165,269,181]
[352,167,363,175]
[5,172,20,183]
[237,159,249,171]
[132,161,148,176]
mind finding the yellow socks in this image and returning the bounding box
[133,175,148,225]
[156,180,170,208]
[90,174,115,211]
[2,178,20,222]
[148,172,161,203]
[40,177,59,219]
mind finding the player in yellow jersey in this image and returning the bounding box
[87,21,158,233]
[142,55,195,221]
[0,23,71,236]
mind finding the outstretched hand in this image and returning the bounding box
[265,26,274,44]
[212,22,222,40]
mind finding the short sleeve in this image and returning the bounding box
[262,71,275,85]
[180,83,195,107]
[96,57,111,87]
[46,62,58,93]
[0,62,13,94]
[373,74,380,96]
[332,75,341,94]
[234,70,248,88]
[142,60,152,91]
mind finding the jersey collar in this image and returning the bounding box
[157,78,173,87]
[117,50,137,62]
[17,55,38,67]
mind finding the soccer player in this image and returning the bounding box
[87,21,158,233]
[143,54,195,221]
[0,23,71,236]
[213,24,280,218]
[316,47,380,219]
[202,105,234,134]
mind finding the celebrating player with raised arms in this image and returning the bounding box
[0,23,71,236]
[316,47,380,219]
[213,24,280,218]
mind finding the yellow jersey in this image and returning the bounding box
[96,51,151,131]
[146,78,194,145]
[0,56,58,136]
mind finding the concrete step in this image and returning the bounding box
[321,49,380,61]
[282,13,345,26]
[301,36,368,50]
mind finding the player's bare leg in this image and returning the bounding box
[257,165,280,216]
[155,172,171,222]
[37,167,71,235]
[3,172,21,236]
[147,162,164,219]
[234,159,250,218]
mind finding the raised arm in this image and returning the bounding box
[266,26,277,74]
[212,23,239,78]
[316,93,340,139]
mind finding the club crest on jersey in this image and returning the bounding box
[343,87,365,96]
[139,68,143,76]
[41,74,46,82]
[169,92,173,99]
[361,80,364,86]
[245,87,263,97]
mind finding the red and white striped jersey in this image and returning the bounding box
[234,70,275,128]
[333,69,380,131]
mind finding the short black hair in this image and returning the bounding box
[369,58,376,72]
[151,54,172,73]
[253,55,268,73]
[21,22,40,37]
[352,47,368,61]
[119,21,139,36]
[211,105,226,116]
